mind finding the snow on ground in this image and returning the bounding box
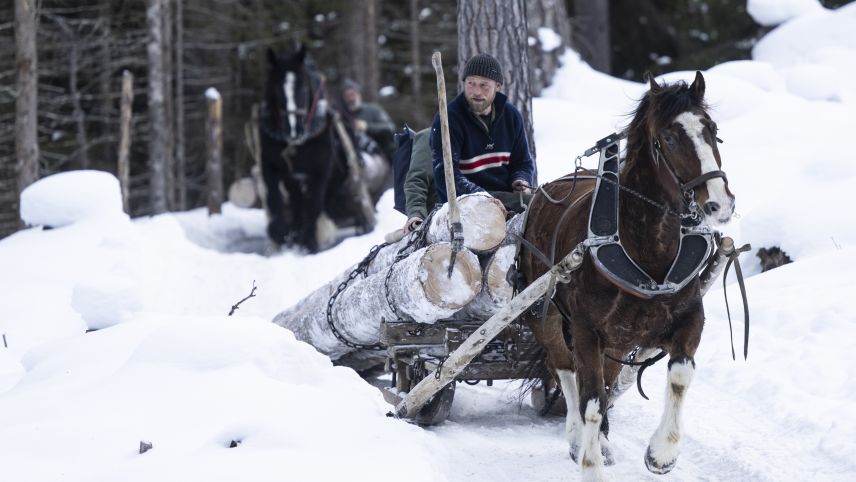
[2,2,856,481]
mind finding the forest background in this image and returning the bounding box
[2,0,851,237]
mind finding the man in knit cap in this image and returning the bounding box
[402,53,534,234]
[342,79,396,160]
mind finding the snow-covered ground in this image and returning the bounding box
[2,2,855,481]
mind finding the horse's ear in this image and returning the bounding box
[267,47,277,66]
[645,72,661,93]
[691,71,706,99]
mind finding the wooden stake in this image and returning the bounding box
[205,88,223,215]
[431,51,464,274]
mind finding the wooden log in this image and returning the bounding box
[273,242,482,360]
[455,244,517,319]
[427,193,507,252]
[227,177,258,208]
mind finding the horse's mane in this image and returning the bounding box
[622,80,709,169]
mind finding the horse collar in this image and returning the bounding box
[585,134,715,299]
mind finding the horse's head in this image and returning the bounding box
[630,72,735,226]
[266,44,320,142]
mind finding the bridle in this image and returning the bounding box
[261,64,329,147]
[652,136,728,203]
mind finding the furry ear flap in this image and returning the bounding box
[267,47,277,66]
[690,71,706,99]
[645,72,661,93]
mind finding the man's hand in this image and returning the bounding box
[354,119,368,132]
[403,216,424,234]
[512,179,532,194]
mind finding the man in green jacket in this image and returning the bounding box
[402,128,435,234]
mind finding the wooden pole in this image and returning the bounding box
[205,87,223,215]
[431,51,464,275]
[332,112,377,231]
[396,245,586,419]
[118,70,134,215]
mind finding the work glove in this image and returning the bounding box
[512,179,532,194]
[403,216,424,234]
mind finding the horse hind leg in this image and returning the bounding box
[645,356,695,474]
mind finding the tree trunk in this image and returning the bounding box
[527,0,571,94]
[147,0,168,214]
[174,0,186,210]
[118,71,134,215]
[161,0,176,210]
[458,0,537,162]
[341,0,379,100]
[7,0,40,238]
[273,242,482,360]
[573,0,611,74]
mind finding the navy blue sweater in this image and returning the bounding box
[430,92,535,202]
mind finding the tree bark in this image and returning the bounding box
[273,242,482,360]
[458,0,537,162]
[147,0,168,214]
[573,0,611,74]
[527,0,571,94]
[6,0,39,238]
[409,0,422,109]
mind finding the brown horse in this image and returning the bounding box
[520,72,734,479]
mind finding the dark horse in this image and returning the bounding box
[260,45,377,253]
[520,72,735,479]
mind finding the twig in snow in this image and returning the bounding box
[229,281,258,316]
[2,333,6,348]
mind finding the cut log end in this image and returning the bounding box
[228,177,259,208]
[420,243,481,310]
[429,193,508,253]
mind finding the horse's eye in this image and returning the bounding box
[662,132,677,147]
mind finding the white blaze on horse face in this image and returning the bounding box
[675,112,734,224]
[284,72,297,138]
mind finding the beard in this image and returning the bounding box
[466,96,492,115]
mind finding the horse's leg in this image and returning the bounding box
[261,144,289,245]
[523,305,585,458]
[573,322,610,481]
[645,310,703,474]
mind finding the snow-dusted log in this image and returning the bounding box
[455,244,517,319]
[273,242,482,359]
[454,212,525,319]
[427,193,507,253]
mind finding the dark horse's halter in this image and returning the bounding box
[260,65,329,147]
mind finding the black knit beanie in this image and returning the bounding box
[462,53,504,85]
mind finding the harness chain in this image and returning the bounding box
[325,242,390,351]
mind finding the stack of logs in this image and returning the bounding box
[273,193,525,360]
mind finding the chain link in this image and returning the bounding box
[325,242,390,351]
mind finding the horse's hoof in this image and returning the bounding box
[601,438,615,466]
[644,447,676,474]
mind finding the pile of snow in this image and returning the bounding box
[20,170,127,227]
[747,0,824,26]
[2,2,856,480]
